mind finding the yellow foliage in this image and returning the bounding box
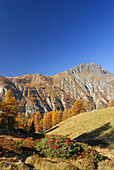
[0,89,19,130]
[108,99,114,107]
[16,112,29,130]
[38,119,43,132]
[34,111,42,132]
[52,111,58,126]
[43,111,52,131]
[62,109,68,121]
[68,100,85,118]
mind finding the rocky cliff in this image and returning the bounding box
[0,63,114,115]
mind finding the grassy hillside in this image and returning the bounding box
[46,107,114,169]
[47,107,114,149]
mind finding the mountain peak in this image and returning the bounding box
[67,62,113,78]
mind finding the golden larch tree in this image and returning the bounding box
[62,109,68,121]
[108,99,114,107]
[56,110,63,124]
[34,111,42,132]
[1,89,19,130]
[68,100,85,118]
[52,111,59,126]
[43,111,52,131]
[16,112,28,130]
[38,119,43,132]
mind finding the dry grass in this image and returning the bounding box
[47,107,114,146]
[46,107,114,169]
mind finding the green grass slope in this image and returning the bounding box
[47,107,114,149]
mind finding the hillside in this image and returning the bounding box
[0,63,114,115]
[46,107,114,169]
[47,107,114,149]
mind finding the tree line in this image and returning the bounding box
[0,89,113,133]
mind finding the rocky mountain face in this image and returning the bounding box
[0,63,114,115]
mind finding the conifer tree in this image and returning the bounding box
[29,120,35,133]
[1,89,19,130]
[68,100,85,118]
[16,112,28,130]
[43,111,52,131]
[43,113,48,131]
[56,110,63,124]
[47,111,53,128]
[34,111,41,132]
[108,99,114,107]
[38,119,43,132]
[52,111,58,126]
[62,109,68,121]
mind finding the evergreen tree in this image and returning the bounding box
[29,120,35,133]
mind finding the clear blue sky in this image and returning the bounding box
[0,0,114,77]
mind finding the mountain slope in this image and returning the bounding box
[0,63,114,115]
[46,107,114,149]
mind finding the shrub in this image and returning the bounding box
[36,135,102,163]
[0,136,41,156]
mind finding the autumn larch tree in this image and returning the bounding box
[68,100,85,118]
[52,111,58,126]
[56,110,63,124]
[43,111,52,131]
[108,99,114,107]
[38,119,43,132]
[16,112,28,130]
[43,112,48,131]
[62,109,68,121]
[34,111,42,133]
[0,89,19,131]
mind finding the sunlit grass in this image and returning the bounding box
[47,107,114,149]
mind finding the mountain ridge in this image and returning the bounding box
[2,62,114,78]
[0,62,114,115]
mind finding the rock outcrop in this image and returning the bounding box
[0,63,114,115]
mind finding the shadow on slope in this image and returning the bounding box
[45,126,59,133]
[73,123,114,149]
[0,127,44,140]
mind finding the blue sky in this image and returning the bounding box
[0,0,114,77]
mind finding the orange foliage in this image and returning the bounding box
[68,100,85,118]
[56,110,63,124]
[52,111,58,126]
[38,119,43,132]
[16,112,28,130]
[43,111,52,131]
[34,111,42,132]
[108,99,114,107]
[0,89,19,130]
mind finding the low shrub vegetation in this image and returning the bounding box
[36,135,102,164]
[0,136,40,156]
